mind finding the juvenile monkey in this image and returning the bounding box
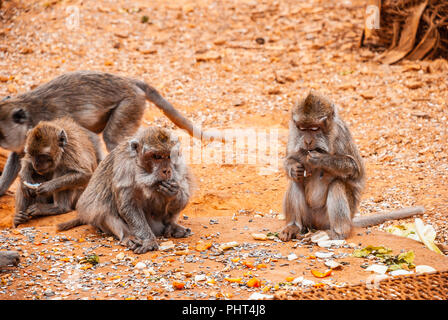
[280,90,424,241]
[57,126,193,254]
[0,70,217,196]
[13,117,98,227]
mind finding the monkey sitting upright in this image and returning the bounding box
[57,126,193,254]
[279,90,424,241]
[14,117,98,227]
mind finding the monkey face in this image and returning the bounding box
[142,151,173,181]
[0,103,29,152]
[295,122,330,153]
[31,153,55,175]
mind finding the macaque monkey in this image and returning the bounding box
[0,251,20,268]
[13,118,98,227]
[0,70,217,196]
[57,127,193,254]
[279,90,424,241]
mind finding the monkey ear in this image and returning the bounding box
[58,129,68,147]
[12,108,27,124]
[129,139,139,155]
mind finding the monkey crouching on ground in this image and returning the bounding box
[13,117,98,227]
[279,90,424,241]
[57,126,194,254]
[0,70,219,197]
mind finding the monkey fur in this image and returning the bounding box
[0,70,215,196]
[280,90,424,241]
[13,117,98,227]
[57,126,193,254]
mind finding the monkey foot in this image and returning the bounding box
[124,237,159,254]
[278,224,302,242]
[13,211,31,227]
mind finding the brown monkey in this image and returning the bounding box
[279,90,424,241]
[0,251,20,268]
[0,70,217,196]
[57,126,193,254]
[13,117,98,227]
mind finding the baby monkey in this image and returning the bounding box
[14,118,98,227]
[58,127,193,254]
[280,90,424,241]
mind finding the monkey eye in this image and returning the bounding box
[152,154,162,160]
[299,127,320,131]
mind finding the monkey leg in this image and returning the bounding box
[279,182,307,241]
[102,96,145,152]
[326,180,353,240]
[0,152,21,196]
[13,185,35,227]
[25,189,78,218]
[86,130,106,163]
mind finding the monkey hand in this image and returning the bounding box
[13,211,31,227]
[21,183,36,199]
[306,150,327,169]
[163,223,191,238]
[35,182,54,196]
[287,161,306,181]
[157,180,180,198]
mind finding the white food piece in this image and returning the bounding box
[301,279,315,286]
[292,276,304,284]
[365,264,388,274]
[310,231,330,243]
[324,260,342,270]
[159,241,175,251]
[390,270,412,276]
[251,233,268,241]
[23,181,41,189]
[248,293,273,300]
[219,241,239,251]
[315,251,334,259]
[134,262,146,270]
[317,239,346,248]
[287,253,298,261]
[194,274,207,282]
[415,265,436,274]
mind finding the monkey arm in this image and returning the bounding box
[116,188,156,241]
[307,153,361,180]
[0,152,22,196]
[36,171,91,195]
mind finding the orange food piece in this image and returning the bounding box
[285,276,295,282]
[246,277,261,288]
[231,257,240,263]
[313,283,326,288]
[307,255,316,259]
[196,241,212,251]
[225,277,242,283]
[242,260,254,268]
[172,281,185,290]
[256,263,268,269]
[311,269,332,278]
[60,257,70,262]
[166,257,175,262]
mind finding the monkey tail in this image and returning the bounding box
[134,80,221,141]
[352,206,425,228]
[57,218,84,231]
